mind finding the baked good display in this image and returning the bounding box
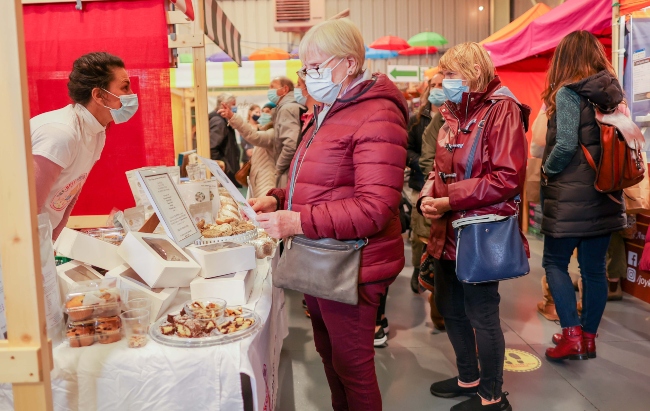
[65,288,121,321]
[142,237,189,262]
[184,299,225,319]
[157,303,255,340]
[199,219,256,239]
[66,295,94,321]
[95,316,122,344]
[217,315,255,335]
[66,321,95,347]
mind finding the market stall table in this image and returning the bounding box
[0,259,287,411]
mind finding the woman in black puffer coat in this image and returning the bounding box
[541,31,626,362]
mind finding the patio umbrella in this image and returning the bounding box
[248,47,290,61]
[366,47,399,59]
[369,35,410,51]
[408,32,448,48]
[398,46,438,56]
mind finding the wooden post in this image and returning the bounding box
[191,1,210,160]
[612,0,621,77]
[0,1,54,410]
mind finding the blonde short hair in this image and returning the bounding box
[299,19,365,77]
[438,43,495,92]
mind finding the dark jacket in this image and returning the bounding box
[419,112,445,176]
[418,76,531,260]
[406,104,432,191]
[209,111,241,186]
[541,71,626,237]
[270,73,408,284]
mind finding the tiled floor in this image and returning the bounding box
[276,236,650,411]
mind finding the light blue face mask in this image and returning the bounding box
[267,89,280,105]
[102,89,139,124]
[294,88,307,105]
[442,79,469,104]
[428,88,446,107]
[231,106,238,114]
[258,112,272,126]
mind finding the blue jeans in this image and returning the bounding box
[542,234,611,334]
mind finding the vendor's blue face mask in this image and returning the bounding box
[442,79,469,104]
[428,88,446,107]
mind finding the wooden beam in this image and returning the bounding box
[66,215,110,229]
[192,0,211,159]
[166,10,192,25]
[168,33,204,49]
[0,1,53,410]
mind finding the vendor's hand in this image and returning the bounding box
[421,196,451,219]
[217,103,235,121]
[249,196,278,213]
[257,211,303,239]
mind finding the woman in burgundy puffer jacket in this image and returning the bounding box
[248,19,408,411]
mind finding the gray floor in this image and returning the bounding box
[276,236,650,411]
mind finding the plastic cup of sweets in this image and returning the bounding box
[121,309,150,348]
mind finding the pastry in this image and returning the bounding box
[175,319,203,338]
[67,322,95,347]
[66,295,93,322]
[95,316,122,344]
[160,322,175,335]
[128,335,147,348]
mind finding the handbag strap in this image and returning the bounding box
[287,111,323,211]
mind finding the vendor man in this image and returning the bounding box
[31,52,137,240]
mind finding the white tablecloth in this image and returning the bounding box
[0,260,288,411]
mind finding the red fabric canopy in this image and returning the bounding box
[483,0,612,67]
[23,0,174,216]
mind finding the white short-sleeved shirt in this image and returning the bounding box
[31,104,106,229]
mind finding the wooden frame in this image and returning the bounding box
[0,1,54,410]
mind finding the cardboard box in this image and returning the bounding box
[54,227,125,270]
[106,264,179,322]
[56,261,104,305]
[185,242,256,278]
[117,232,200,288]
[190,269,256,306]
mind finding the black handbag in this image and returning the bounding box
[452,106,530,284]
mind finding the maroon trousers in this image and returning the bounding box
[304,279,392,411]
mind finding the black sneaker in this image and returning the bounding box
[381,317,389,334]
[430,377,478,398]
[411,267,421,293]
[450,392,511,411]
[374,327,388,347]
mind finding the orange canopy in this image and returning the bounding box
[248,47,290,61]
[620,0,650,15]
[479,3,551,45]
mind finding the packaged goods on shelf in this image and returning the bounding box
[54,227,125,271]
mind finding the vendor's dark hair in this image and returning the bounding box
[68,52,125,105]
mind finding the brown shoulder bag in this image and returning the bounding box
[580,106,645,193]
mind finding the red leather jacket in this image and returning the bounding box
[418,77,531,260]
[270,73,409,284]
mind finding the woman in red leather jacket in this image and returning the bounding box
[419,43,530,411]
[247,19,408,411]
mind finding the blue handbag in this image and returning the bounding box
[452,108,530,284]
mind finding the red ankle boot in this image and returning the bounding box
[546,326,588,361]
[551,331,597,358]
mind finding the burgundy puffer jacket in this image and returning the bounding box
[269,73,408,284]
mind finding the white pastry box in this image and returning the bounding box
[190,269,256,306]
[54,227,125,270]
[185,242,256,279]
[106,264,179,322]
[117,232,200,288]
[56,261,104,305]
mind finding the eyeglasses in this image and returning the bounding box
[297,55,337,80]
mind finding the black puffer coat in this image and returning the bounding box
[406,104,432,191]
[541,71,626,237]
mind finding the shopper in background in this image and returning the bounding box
[211,93,241,186]
[31,52,136,240]
[248,18,407,411]
[540,31,626,362]
[220,77,303,189]
[406,79,433,293]
[240,104,261,163]
[259,102,275,127]
[418,70,446,331]
[419,42,529,411]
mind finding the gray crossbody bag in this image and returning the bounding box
[272,119,367,305]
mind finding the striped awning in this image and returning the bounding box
[204,0,242,66]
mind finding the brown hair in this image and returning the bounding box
[438,43,495,92]
[273,76,295,92]
[248,104,261,121]
[68,52,125,105]
[542,30,614,117]
[409,85,431,134]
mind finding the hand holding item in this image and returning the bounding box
[257,211,303,239]
[248,196,278,214]
[217,103,235,121]
[420,196,451,220]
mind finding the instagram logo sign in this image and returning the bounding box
[627,267,637,283]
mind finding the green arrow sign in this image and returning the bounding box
[390,68,418,78]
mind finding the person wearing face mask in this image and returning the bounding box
[210,93,241,187]
[247,19,408,411]
[418,43,529,411]
[220,77,303,189]
[240,104,261,163]
[418,70,447,331]
[31,52,137,240]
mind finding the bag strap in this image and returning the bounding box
[464,102,498,179]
